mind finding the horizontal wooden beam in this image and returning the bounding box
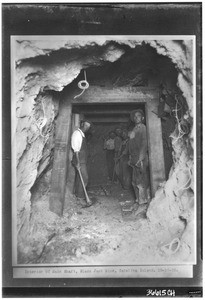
[88,117,129,123]
[73,110,134,115]
[72,86,158,104]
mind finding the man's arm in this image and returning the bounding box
[138,126,148,162]
[103,139,108,150]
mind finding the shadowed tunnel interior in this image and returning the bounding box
[72,103,147,188]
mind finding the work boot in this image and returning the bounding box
[77,197,86,206]
[134,203,147,216]
[133,201,139,211]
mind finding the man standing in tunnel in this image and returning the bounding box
[71,120,92,206]
[103,131,116,181]
[118,129,132,189]
[128,110,149,206]
[113,127,123,182]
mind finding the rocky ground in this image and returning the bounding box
[27,182,192,266]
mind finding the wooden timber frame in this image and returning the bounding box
[49,96,72,216]
[50,86,166,216]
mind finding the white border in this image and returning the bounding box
[11,37,17,265]
[193,35,197,268]
[13,35,194,41]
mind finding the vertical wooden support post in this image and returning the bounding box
[146,98,166,196]
[68,113,81,193]
[50,98,72,216]
[72,113,81,131]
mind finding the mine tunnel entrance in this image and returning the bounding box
[48,94,169,263]
[72,103,149,197]
[49,42,179,216]
[50,86,167,216]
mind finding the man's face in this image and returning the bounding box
[134,112,143,124]
[83,122,91,132]
[110,132,115,139]
[115,128,122,136]
[122,131,128,139]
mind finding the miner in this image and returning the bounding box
[114,127,123,156]
[128,109,149,205]
[113,127,123,182]
[103,131,116,181]
[118,129,132,189]
[71,120,92,205]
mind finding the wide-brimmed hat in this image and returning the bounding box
[130,109,145,122]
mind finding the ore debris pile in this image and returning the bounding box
[26,184,191,265]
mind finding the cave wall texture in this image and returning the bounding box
[12,37,196,262]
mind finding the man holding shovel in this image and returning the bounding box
[71,120,93,207]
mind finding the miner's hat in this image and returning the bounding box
[80,119,93,128]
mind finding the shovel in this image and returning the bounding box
[76,166,92,207]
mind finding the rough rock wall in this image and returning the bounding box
[146,40,194,257]
[14,40,125,260]
[13,38,194,262]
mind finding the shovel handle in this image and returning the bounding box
[77,167,92,206]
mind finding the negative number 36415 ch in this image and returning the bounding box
[146,289,176,297]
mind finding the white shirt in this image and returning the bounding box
[71,128,85,152]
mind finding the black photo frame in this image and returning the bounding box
[2,2,202,298]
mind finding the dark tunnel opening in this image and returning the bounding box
[72,103,149,194]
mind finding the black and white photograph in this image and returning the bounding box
[2,2,202,298]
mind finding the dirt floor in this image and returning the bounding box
[31,181,191,266]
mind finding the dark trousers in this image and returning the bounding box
[131,160,149,204]
[119,157,132,189]
[106,150,115,180]
[74,163,88,199]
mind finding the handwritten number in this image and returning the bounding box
[146,289,175,297]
